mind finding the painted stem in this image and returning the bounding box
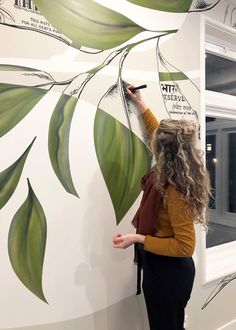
[32,29,177,92]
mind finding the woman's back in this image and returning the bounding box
[144,183,196,257]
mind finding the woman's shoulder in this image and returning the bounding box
[165,184,185,202]
[165,184,193,215]
[165,184,177,195]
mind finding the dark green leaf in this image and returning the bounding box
[0,137,36,209]
[0,84,46,137]
[8,179,47,303]
[127,0,193,12]
[94,108,152,224]
[48,94,79,197]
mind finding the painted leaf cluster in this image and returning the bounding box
[8,179,47,303]
[33,0,144,50]
[0,0,207,304]
[94,108,152,224]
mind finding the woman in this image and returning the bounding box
[112,86,211,330]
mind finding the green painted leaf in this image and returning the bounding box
[94,108,152,224]
[0,84,47,137]
[127,0,193,12]
[48,94,79,197]
[33,0,144,50]
[8,179,47,303]
[159,72,188,81]
[0,137,36,209]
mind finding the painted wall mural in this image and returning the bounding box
[202,272,236,309]
[223,2,236,26]
[0,0,222,327]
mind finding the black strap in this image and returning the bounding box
[134,243,143,295]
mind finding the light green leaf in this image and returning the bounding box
[8,179,47,303]
[48,94,79,197]
[94,108,152,224]
[0,137,36,209]
[33,0,144,50]
[0,84,47,137]
[127,0,193,12]
[159,72,188,81]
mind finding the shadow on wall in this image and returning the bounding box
[73,169,147,329]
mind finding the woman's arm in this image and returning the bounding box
[112,186,195,256]
[126,86,159,136]
[144,185,196,257]
[112,86,161,250]
[126,86,148,114]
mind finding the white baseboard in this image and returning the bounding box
[216,319,236,330]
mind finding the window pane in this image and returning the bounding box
[229,133,236,213]
[206,117,236,248]
[205,52,236,96]
[206,134,216,209]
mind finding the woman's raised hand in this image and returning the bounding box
[126,85,148,114]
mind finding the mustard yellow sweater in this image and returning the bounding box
[142,109,196,257]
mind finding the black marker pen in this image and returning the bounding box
[129,84,147,93]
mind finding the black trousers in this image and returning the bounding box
[140,249,195,330]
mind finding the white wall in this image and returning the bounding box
[0,1,236,329]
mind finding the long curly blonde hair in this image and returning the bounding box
[151,118,212,227]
